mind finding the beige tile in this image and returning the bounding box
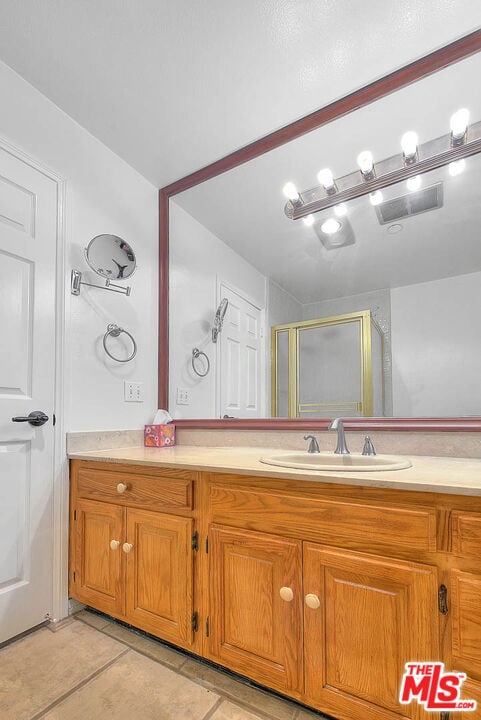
[0,621,125,719]
[101,622,186,668]
[210,699,268,720]
[181,660,297,720]
[42,650,220,720]
[74,609,114,631]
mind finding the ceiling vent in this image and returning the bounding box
[375,182,444,225]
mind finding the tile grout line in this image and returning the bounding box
[199,696,224,720]
[31,647,130,720]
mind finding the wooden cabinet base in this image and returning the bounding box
[70,461,481,720]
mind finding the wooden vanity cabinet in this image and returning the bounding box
[70,460,481,720]
[69,460,197,649]
[206,474,445,720]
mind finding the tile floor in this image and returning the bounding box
[0,610,331,720]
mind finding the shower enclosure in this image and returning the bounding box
[271,310,384,418]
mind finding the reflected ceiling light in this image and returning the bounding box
[334,203,347,217]
[357,151,375,180]
[282,181,302,206]
[317,167,337,194]
[449,159,466,176]
[321,218,341,234]
[401,131,418,164]
[302,214,315,227]
[283,113,481,223]
[369,190,383,206]
[387,223,403,234]
[450,108,469,144]
[406,175,422,191]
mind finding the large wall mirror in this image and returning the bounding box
[160,31,481,430]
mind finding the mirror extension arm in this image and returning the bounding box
[71,270,131,296]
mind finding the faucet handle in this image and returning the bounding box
[362,436,376,456]
[304,434,320,454]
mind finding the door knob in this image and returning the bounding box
[122,543,133,553]
[116,483,128,494]
[279,586,294,602]
[12,410,49,427]
[305,593,321,609]
[110,540,120,550]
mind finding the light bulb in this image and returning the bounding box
[369,190,383,206]
[317,168,335,191]
[282,182,300,202]
[450,108,469,140]
[321,218,341,235]
[401,131,418,161]
[302,214,315,227]
[334,203,347,217]
[357,150,374,176]
[406,175,422,192]
[449,159,466,177]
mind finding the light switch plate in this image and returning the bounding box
[124,381,144,402]
[176,387,191,405]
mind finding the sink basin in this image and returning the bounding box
[259,452,412,472]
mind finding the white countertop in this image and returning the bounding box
[68,445,481,496]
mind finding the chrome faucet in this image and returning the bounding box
[304,434,320,453]
[362,435,376,456]
[328,418,350,454]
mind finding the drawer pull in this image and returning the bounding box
[279,586,294,602]
[305,593,321,610]
[110,540,120,550]
[122,542,134,554]
[117,482,128,494]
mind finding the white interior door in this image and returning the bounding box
[219,284,264,418]
[0,146,57,642]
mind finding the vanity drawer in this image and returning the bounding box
[209,484,437,552]
[75,463,194,512]
[452,512,481,556]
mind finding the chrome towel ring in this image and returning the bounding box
[103,323,137,363]
[192,347,210,377]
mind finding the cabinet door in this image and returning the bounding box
[125,509,194,646]
[73,498,125,615]
[209,524,302,693]
[304,544,439,720]
[449,569,481,715]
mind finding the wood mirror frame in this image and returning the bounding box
[159,29,481,432]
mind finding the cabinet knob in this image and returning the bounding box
[122,542,134,553]
[110,540,120,550]
[279,586,294,602]
[117,482,128,494]
[305,593,321,609]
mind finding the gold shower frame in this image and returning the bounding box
[271,310,377,418]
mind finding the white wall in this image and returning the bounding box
[391,271,481,417]
[169,201,266,418]
[0,60,158,431]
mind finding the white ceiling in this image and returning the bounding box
[0,1,480,186]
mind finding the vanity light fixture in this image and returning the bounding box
[369,191,383,206]
[357,151,375,180]
[450,108,469,145]
[401,131,419,164]
[406,175,422,191]
[317,168,337,194]
[302,214,315,226]
[283,114,481,223]
[282,181,302,207]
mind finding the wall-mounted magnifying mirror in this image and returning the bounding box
[85,234,136,280]
[71,234,136,296]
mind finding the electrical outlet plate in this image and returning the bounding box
[176,387,191,405]
[124,381,144,402]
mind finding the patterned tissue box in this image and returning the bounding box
[144,423,176,447]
